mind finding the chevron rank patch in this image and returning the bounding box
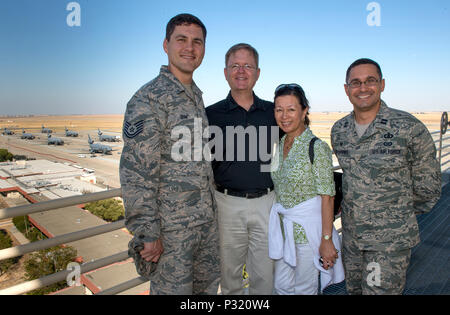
[124,120,144,139]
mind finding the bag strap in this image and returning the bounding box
[309,137,319,164]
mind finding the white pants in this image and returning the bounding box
[274,243,319,295]
[215,190,275,295]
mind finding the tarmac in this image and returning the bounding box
[0,132,122,188]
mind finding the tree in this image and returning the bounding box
[0,148,13,162]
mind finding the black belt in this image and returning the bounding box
[216,186,274,199]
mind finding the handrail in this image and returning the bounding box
[0,220,125,261]
[0,188,122,220]
[0,111,448,295]
[95,276,148,295]
[0,251,129,295]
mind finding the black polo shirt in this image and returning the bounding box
[206,92,282,193]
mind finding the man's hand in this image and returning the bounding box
[140,239,164,263]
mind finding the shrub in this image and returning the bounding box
[0,229,19,276]
[12,216,47,242]
[84,198,124,222]
[24,245,78,295]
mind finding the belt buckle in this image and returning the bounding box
[246,192,258,199]
[246,188,269,199]
[223,187,271,199]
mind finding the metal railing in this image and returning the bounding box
[0,112,449,295]
[0,188,147,295]
[433,130,450,170]
[436,111,450,170]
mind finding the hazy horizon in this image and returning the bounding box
[1,109,445,119]
[0,110,447,117]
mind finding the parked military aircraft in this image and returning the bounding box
[88,134,112,154]
[98,129,120,142]
[41,125,52,134]
[2,128,14,135]
[21,129,35,140]
[65,127,79,137]
[47,134,64,145]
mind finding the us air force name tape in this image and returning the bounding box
[124,120,144,139]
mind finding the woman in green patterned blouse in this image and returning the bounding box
[269,84,344,294]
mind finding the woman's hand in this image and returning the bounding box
[319,238,338,270]
[320,195,337,270]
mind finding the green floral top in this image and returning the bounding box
[271,128,335,244]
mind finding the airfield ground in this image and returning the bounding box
[0,115,123,188]
[0,111,446,189]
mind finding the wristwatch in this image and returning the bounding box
[323,234,331,241]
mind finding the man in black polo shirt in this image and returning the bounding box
[206,43,280,295]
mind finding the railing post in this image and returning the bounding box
[440,128,443,166]
[440,112,448,167]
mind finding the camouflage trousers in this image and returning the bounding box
[342,235,411,295]
[149,221,220,295]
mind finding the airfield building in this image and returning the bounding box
[0,159,103,199]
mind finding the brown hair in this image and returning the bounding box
[166,13,207,42]
[225,43,259,68]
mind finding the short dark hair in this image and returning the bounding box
[166,13,207,42]
[225,43,259,68]
[274,84,311,127]
[346,58,383,83]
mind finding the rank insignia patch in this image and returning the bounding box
[124,120,144,139]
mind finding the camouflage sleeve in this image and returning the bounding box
[330,124,338,153]
[120,91,163,243]
[408,120,442,214]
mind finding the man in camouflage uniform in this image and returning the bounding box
[331,58,441,294]
[120,13,220,295]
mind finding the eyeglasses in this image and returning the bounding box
[347,77,380,89]
[275,83,302,94]
[228,64,256,72]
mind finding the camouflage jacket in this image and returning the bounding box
[120,66,217,243]
[331,101,441,251]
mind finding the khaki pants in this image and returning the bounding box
[215,190,275,295]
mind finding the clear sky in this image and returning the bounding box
[1,0,449,115]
